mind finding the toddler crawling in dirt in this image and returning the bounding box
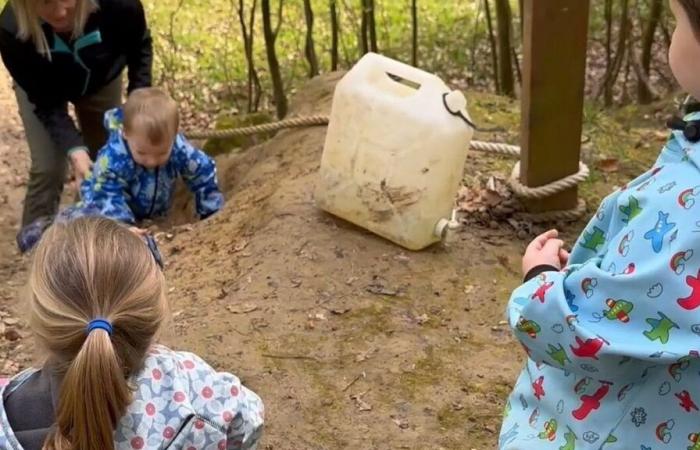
[500,1,700,448]
[16,87,223,254]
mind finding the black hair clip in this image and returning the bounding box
[144,234,164,269]
[667,116,700,143]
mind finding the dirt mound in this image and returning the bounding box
[158,73,526,449]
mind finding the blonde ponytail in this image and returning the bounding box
[27,217,167,450]
[45,329,131,450]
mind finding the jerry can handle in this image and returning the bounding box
[360,53,438,92]
[442,91,477,130]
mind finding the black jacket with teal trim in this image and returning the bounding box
[0,0,152,154]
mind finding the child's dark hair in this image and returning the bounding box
[679,0,700,36]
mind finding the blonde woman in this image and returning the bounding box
[0,0,152,230]
[0,217,264,450]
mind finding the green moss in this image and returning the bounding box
[343,303,395,335]
[202,112,275,156]
[437,403,470,429]
[393,347,448,402]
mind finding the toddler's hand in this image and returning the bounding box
[559,247,570,268]
[128,226,148,237]
[522,229,566,276]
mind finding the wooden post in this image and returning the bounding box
[520,0,590,212]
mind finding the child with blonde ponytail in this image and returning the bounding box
[0,217,264,450]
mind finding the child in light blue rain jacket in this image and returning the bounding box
[0,217,263,450]
[16,87,224,253]
[500,1,700,449]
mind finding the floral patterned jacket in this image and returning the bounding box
[0,345,264,449]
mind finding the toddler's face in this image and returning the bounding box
[125,128,174,169]
[669,0,700,99]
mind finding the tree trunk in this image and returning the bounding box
[660,13,672,50]
[631,37,658,101]
[638,0,662,103]
[601,0,629,107]
[329,0,339,70]
[469,0,483,71]
[360,0,368,54]
[367,0,377,52]
[484,0,500,93]
[237,0,261,113]
[303,0,319,77]
[261,0,288,118]
[518,0,524,39]
[512,46,522,87]
[411,0,418,66]
[604,0,612,75]
[495,0,515,97]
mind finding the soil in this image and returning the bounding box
[0,67,585,449]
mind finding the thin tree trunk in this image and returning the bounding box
[518,0,523,39]
[237,0,261,113]
[261,0,287,118]
[512,46,521,87]
[330,0,339,70]
[469,0,483,71]
[367,0,377,52]
[638,0,662,103]
[631,40,659,101]
[621,47,632,104]
[411,0,418,66]
[251,1,262,111]
[303,0,319,77]
[660,13,672,50]
[360,0,368,54]
[484,0,500,93]
[605,0,613,69]
[601,0,630,107]
[495,0,514,97]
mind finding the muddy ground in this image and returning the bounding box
[0,67,671,449]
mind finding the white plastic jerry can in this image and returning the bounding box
[315,53,474,250]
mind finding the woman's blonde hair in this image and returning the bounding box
[123,87,180,145]
[10,0,97,56]
[28,217,167,450]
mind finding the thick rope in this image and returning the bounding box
[469,140,521,158]
[509,161,590,199]
[185,115,330,140]
[186,116,590,221]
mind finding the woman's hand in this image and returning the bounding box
[69,148,93,185]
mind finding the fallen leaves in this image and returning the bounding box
[457,176,515,215]
[596,156,620,173]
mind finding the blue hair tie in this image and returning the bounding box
[86,318,113,336]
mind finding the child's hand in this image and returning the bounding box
[522,229,566,276]
[559,247,570,268]
[128,226,148,237]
